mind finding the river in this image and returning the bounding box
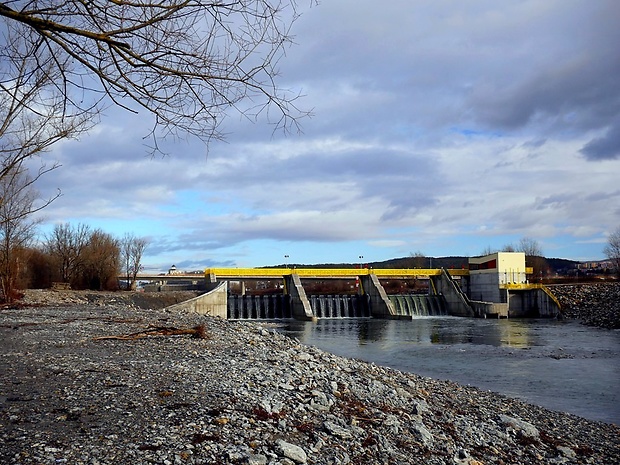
[274,317,620,424]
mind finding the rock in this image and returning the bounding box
[275,439,307,464]
[248,453,268,465]
[409,421,434,447]
[499,414,539,439]
[550,283,620,329]
[324,421,353,439]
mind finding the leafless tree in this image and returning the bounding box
[1,23,95,180]
[516,237,547,281]
[120,233,148,290]
[481,245,497,256]
[517,237,543,257]
[603,226,620,276]
[45,222,91,285]
[408,250,429,268]
[81,229,120,290]
[1,0,312,156]
[0,163,58,301]
[502,243,516,252]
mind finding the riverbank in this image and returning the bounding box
[549,282,620,329]
[1,295,618,464]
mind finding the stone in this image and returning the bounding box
[409,421,434,447]
[248,453,268,465]
[499,415,540,439]
[275,439,307,464]
[324,421,353,439]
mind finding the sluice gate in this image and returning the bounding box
[228,294,372,319]
[389,294,449,317]
[228,294,292,319]
[310,295,371,318]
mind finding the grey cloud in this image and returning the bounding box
[465,3,620,140]
[580,118,620,160]
[290,1,620,154]
[474,59,619,133]
[522,139,547,149]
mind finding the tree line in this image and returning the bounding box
[0,161,147,302]
[1,219,147,303]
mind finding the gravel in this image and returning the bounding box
[1,290,619,464]
[549,282,620,329]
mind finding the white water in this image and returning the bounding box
[275,317,620,424]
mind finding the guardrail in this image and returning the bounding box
[204,268,470,279]
[500,283,562,310]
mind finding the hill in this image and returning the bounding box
[275,255,580,275]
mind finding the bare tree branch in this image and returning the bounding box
[1,1,313,154]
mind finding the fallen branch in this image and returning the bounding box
[93,324,207,341]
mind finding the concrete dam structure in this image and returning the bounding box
[168,252,561,320]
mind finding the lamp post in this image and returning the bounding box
[284,255,289,268]
[359,255,364,269]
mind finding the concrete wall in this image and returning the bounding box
[507,288,561,318]
[164,281,228,318]
[284,274,315,321]
[469,272,503,303]
[360,274,398,318]
[432,269,474,317]
[470,301,509,318]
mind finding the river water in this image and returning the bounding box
[274,317,620,424]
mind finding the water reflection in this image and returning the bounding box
[286,317,535,349]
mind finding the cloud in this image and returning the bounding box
[26,0,620,270]
[580,118,620,160]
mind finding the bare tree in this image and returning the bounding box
[1,0,312,155]
[45,222,91,286]
[603,226,620,276]
[408,251,426,268]
[481,245,497,256]
[81,229,120,290]
[0,164,58,301]
[120,233,148,290]
[502,243,516,252]
[1,24,95,180]
[517,237,543,257]
[516,237,547,281]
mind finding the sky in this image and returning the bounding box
[31,0,620,273]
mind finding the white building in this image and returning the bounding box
[469,252,527,303]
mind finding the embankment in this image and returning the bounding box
[550,282,620,329]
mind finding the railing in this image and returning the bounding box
[205,268,470,279]
[500,283,562,309]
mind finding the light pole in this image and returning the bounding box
[359,255,364,269]
[284,255,289,269]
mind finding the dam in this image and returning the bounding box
[164,252,561,321]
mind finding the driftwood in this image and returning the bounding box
[93,324,207,341]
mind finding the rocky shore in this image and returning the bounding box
[549,282,620,329]
[1,291,619,464]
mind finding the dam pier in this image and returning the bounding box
[162,252,561,321]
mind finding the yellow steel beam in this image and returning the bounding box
[204,268,469,279]
[501,283,562,309]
